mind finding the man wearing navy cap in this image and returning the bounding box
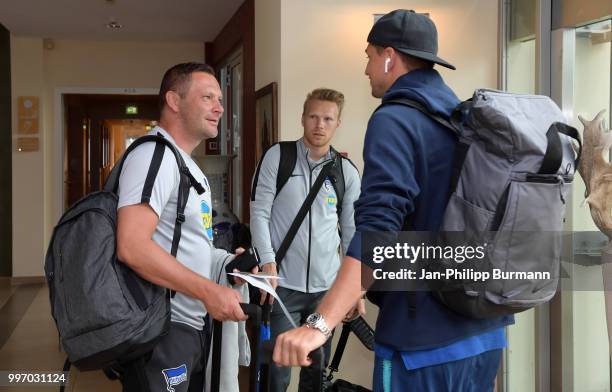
[273,9,513,391]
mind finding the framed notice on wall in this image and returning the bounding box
[255,82,278,162]
[17,96,39,134]
[16,137,39,152]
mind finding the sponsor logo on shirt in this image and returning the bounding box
[200,201,213,240]
[323,177,333,192]
[161,364,188,392]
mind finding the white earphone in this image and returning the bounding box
[384,58,391,73]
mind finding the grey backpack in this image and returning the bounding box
[44,134,204,370]
[388,89,581,319]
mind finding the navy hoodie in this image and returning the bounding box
[347,68,513,351]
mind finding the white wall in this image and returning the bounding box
[10,37,205,277]
[255,0,281,91]
[278,0,499,171]
[255,0,282,142]
[11,36,45,277]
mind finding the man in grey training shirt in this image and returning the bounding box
[116,62,247,391]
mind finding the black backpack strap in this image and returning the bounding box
[108,133,205,299]
[141,142,166,204]
[381,98,471,199]
[329,147,345,210]
[170,167,193,257]
[137,136,193,259]
[275,160,335,268]
[211,319,223,392]
[251,143,277,201]
[59,358,71,392]
[276,141,298,198]
[155,136,204,298]
[377,99,465,319]
[346,316,375,351]
[327,323,351,380]
[327,316,374,381]
[106,134,205,196]
[328,147,348,239]
[381,98,465,137]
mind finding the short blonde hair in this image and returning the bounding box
[302,88,345,118]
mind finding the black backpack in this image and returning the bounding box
[44,134,204,371]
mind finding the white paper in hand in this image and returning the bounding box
[228,272,297,328]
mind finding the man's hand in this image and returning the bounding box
[343,298,366,322]
[230,247,259,286]
[273,325,327,367]
[260,262,278,305]
[231,265,259,286]
[200,283,247,322]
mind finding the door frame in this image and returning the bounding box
[53,87,157,221]
[205,0,255,222]
[499,0,553,390]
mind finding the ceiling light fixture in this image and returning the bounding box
[106,19,122,29]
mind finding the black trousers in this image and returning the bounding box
[120,320,211,392]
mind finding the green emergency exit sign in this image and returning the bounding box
[126,105,138,115]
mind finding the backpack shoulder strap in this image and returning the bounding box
[276,141,298,198]
[380,98,464,138]
[328,148,359,238]
[106,132,205,263]
[328,147,345,207]
[328,323,351,377]
[104,134,204,196]
[375,100,460,318]
[328,147,347,232]
[328,147,358,205]
[251,142,278,202]
[113,133,206,299]
[328,316,374,379]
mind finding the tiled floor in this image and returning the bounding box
[0,279,120,392]
[0,279,374,392]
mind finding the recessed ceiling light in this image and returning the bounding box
[106,20,122,29]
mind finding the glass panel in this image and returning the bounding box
[571,18,611,392]
[504,1,537,390]
[231,59,243,220]
[506,0,537,94]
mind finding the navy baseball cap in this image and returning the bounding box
[368,9,456,70]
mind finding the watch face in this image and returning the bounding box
[306,313,321,325]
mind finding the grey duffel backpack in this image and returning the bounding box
[44,134,204,370]
[387,89,581,319]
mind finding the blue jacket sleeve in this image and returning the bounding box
[347,108,420,268]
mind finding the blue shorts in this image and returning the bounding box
[373,349,502,392]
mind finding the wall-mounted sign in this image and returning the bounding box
[16,137,39,152]
[17,96,39,134]
[126,105,138,115]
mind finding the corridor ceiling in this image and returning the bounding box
[0,0,245,41]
